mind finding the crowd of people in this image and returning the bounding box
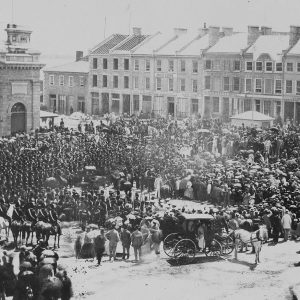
[1,113,300,298]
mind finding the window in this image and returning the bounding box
[255,100,261,112]
[180,79,185,91]
[213,97,219,113]
[68,76,74,87]
[79,76,84,86]
[92,58,98,69]
[256,61,263,71]
[168,60,174,72]
[246,61,253,71]
[298,63,300,72]
[92,75,97,87]
[133,95,139,111]
[264,100,271,115]
[276,101,281,115]
[113,76,118,88]
[49,75,54,85]
[78,96,85,113]
[275,80,282,94]
[213,60,220,70]
[245,78,252,92]
[124,59,129,70]
[191,99,198,114]
[156,60,161,71]
[223,77,230,91]
[192,80,198,93]
[244,99,252,111]
[145,59,150,71]
[156,78,162,91]
[103,58,108,69]
[145,77,150,90]
[276,62,282,72]
[102,75,107,88]
[205,60,212,70]
[91,92,99,115]
[233,60,240,71]
[233,77,240,91]
[255,79,262,93]
[59,75,64,86]
[134,59,139,71]
[205,76,211,89]
[265,62,273,72]
[58,95,66,114]
[169,78,174,91]
[287,62,293,72]
[286,80,293,93]
[124,76,129,89]
[113,58,118,70]
[192,61,198,73]
[180,60,186,72]
[297,81,300,95]
[134,76,139,89]
[265,78,272,94]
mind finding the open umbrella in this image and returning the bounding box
[111,170,121,180]
[270,127,279,132]
[197,129,210,133]
[85,166,96,171]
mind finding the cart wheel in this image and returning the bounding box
[204,239,222,257]
[222,235,234,255]
[163,233,182,257]
[173,239,196,263]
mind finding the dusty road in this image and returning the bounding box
[51,223,300,300]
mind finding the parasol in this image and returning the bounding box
[270,127,279,132]
[197,129,210,133]
[44,177,59,189]
[85,166,96,171]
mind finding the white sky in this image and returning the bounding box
[1,0,300,56]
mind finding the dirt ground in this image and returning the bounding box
[42,223,300,300]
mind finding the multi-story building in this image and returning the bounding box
[43,51,89,114]
[0,24,44,136]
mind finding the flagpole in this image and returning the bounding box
[104,16,107,39]
[128,9,132,34]
[11,0,14,23]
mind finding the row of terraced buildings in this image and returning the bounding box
[43,25,300,123]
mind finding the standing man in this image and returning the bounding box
[282,209,292,242]
[120,225,131,260]
[94,228,106,265]
[131,225,143,262]
[106,224,120,262]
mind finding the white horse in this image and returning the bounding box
[0,217,9,241]
[234,225,268,264]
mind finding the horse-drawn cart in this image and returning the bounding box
[163,213,234,263]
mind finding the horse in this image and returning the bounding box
[35,221,61,248]
[233,225,268,264]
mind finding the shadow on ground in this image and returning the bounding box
[167,256,222,266]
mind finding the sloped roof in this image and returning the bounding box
[114,35,149,51]
[43,60,89,73]
[286,37,300,55]
[230,111,274,121]
[207,33,248,54]
[156,31,198,55]
[246,35,290,61]
[91,34,128,55]
[134,32,174,55]
[179,34,209,55]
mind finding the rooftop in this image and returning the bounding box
[156,30,198,55]
[91,34,128,55]
[113,34,149,52]
[246,34,290,61]
[43,60,89,73]
[179,34,210,56]
[230,110,274,121]
[207,32,248,54]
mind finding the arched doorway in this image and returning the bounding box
[11,102,26,134]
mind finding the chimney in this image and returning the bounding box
[76,51,83,61]
[247,26,260,45]
[289,25,300,47]
[208,26,220,46]
[174,28,187,36]
[133,27,142,35]
[261,26,272,35]
[222,27,233,36]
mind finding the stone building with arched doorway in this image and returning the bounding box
[0,24,44,136]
